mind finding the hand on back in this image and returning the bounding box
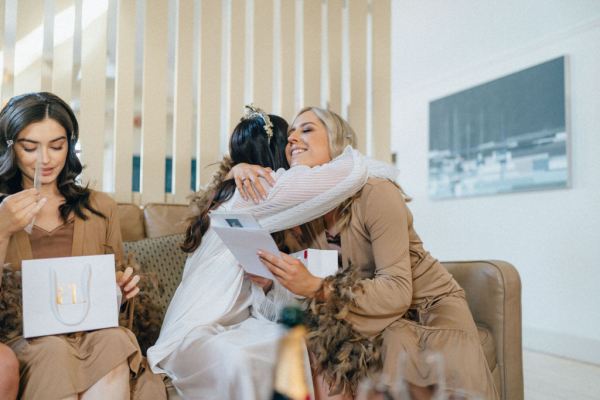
[229,163,275,203]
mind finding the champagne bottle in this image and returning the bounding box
[272,306,311,400]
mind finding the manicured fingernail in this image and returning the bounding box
[257,250,263,256]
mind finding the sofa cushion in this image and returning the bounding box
[117,203,146,242]
[143,204,190,238]
[122,234,187,355]
[123,234,187,318]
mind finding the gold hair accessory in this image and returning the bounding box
[242,104,273,143]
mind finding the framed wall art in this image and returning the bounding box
[428,56,568,199]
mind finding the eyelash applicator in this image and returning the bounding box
[24,146,42,234]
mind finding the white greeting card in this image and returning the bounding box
[210,211,278,279]
[21,254,119,338]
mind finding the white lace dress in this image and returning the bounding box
[147,148,397,400]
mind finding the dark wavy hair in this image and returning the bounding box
[181,114,290,253]
[0,92,104,221]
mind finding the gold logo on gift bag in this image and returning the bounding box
[55,283,80,304]
[50,264,92,326]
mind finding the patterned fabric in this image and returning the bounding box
[122,234,187,355]
[123,234,187,319]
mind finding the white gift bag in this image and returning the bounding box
[21,254,119,338]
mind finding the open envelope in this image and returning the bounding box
[21,254,119,338]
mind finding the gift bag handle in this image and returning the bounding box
[50,264,92,326]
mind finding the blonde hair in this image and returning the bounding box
[293,106,409,241]
[293,107,360,232]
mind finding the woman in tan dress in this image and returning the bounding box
[257,107,498,399]
[0,92,165,400]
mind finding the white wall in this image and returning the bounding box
[391,0,600,365]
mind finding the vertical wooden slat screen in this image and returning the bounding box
[112,0,135,203]
[302,0,320,108]
[52,0,75,102]
[219,0,230,154]
[371,0,391,162]
[79,0,108,189]
[1,0,392,202]
[171,0,194,204]
[71,0,82,105]
[1,0,16,105]
[348,0,367,153]
[320,0,327,108]
[280,0,295,122]
[140,0,168,203]
[243,0,252,104]
[0,0,5,101]
[272,0,281,114]
[198,0,222,185]
[14,0,44,95]
[294,0,302,112]
[253,0,273,109]
[327,0,342,114]
[41,0,54,92]
[229,0,245,139]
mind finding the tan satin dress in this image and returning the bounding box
[299,178,498,399]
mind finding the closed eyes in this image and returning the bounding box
[22,145,64,152]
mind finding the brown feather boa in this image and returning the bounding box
[304,264,383,396]
[0,266,22,342]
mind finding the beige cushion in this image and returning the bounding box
[143,204,190,238]
[117,203,145,242]
[123,234,187,318]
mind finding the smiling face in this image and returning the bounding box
[286,110,332,167]
[14,118,68,188]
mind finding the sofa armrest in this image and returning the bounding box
[442,260,523,400]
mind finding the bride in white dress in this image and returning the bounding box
[147,106,396,400]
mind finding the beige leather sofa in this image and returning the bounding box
[118,203,524,400]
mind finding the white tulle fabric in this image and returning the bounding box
[146,147,397,400]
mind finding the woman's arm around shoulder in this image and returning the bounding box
[232,147,369,232]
